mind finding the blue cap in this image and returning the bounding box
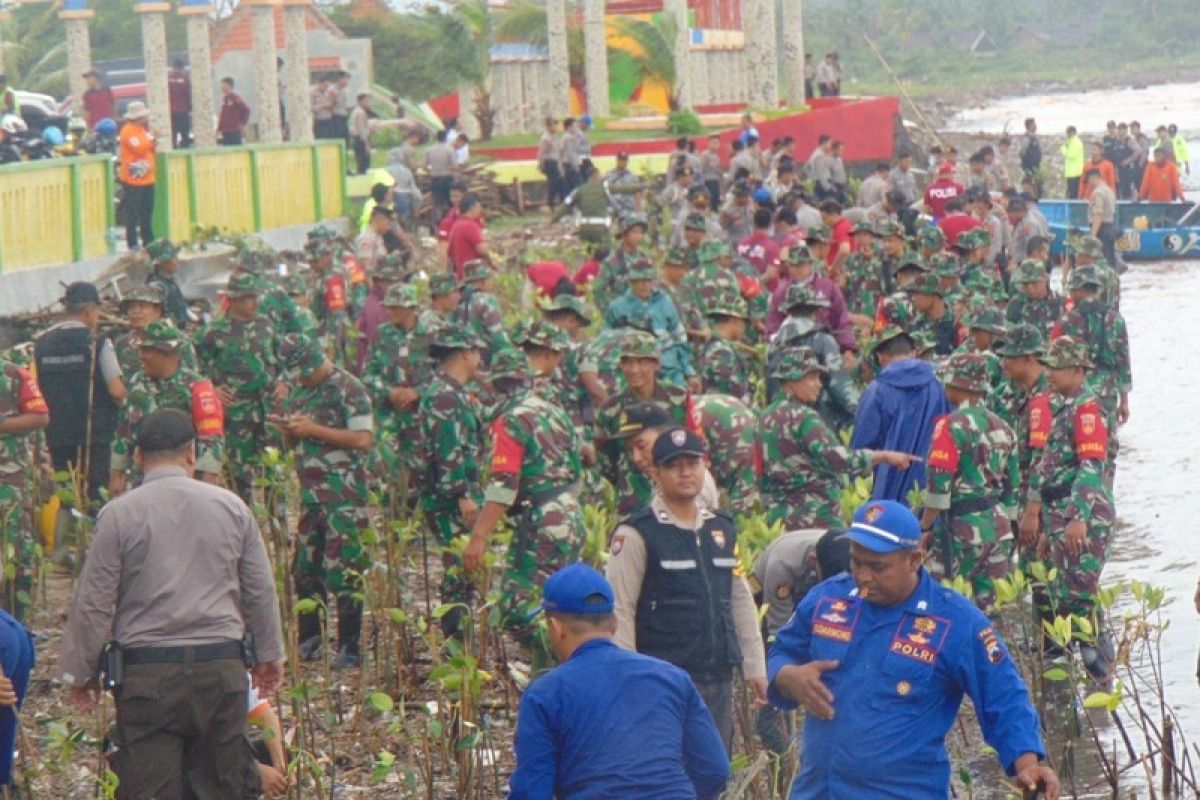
[842,500,921,553]
[541,564,614,615]
[753,187,773,203]
[580,114,592,127]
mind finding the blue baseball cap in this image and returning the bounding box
[540,564,614,615]
[752,187,773,204]
[580,114,593,127]
[842,500,921,553]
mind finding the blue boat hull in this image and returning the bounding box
[1039,199,1200,260]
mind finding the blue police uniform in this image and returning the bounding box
[767,568,1045,799]
[509,638,729,800]
[0,611,34,786]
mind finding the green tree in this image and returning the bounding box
[610,13,679,110]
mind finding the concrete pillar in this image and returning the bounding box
[136,2,173,152]
[60,2,94,115]
[179,0,216,149]
[282,0,313,143]
[664,0,690,109]
[583,0,609,118]
[744,0,778,109]
[546,0,570,118]
[248,1,282,143]
[781,0,805,106]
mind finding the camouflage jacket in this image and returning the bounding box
[548,340,592,429]
[991,370,1050,492]
[453,288,512,357]
[1005,292,1063,336]
[258,283,311,336]
[114,327,198,377]
[1055,299,1132,398]
[113,366,226,476]
[361,321,421,437]
[484,391,582,507]
[0,360,46,497]
[604,289,695,384]
[768,316,859,426]
[577,328,628,398]
[912,309,965,357]
[679,261,768,326]
[925,400,1020,524]
[593,246,647,313]
[949,339,1005,391]
[281,365,374,505]
[147,271,188,328]
[693,393,758,516]
[195,315,280,423]
[1027,387,1114,524]
[596,381,694,515]
[418,369,485,510]
[843,250,885,318]
[699,336,751,403]
[961,259,1008,304]
[874,290,917,332]
[309,264,354,331]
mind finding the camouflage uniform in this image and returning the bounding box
[541,295,596,429]
[768,284,859,428]
[604,258,696,385]
[593,222,649,312]
[907,273,963,357]
[1028,337,1115,618]
[680,240,768,332]
[1005,259,1063,335]
[113,284,199,376]
[282,273,321,337]
[604,168,644,222]
[195,274,281,503]
[1067,235,1120,308]
[144,239,189,328]
[0,358,47,617]
[693,393,759,516]
[951,305,1007,393]
[305,237,354,363]
[924,353,1019,612]
[453,260,513,359]
[956,229,1008,305]
[1056,265,1131,428]
[112,320,226,483]
[578,327,629,399]
[757,348,872,528]
[991,325,1051,489]
[842,224,885,317]
[237,250,310,336]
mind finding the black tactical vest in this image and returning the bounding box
[34,325,119,447]
[631,504,743,681]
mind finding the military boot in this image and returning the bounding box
[298,609,324,662]
[331,596,362,670]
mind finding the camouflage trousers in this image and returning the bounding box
[423,504,475,610]
[225,415,272,506]
[498,492,586,634]
[294,502,371,603]
[0,492,38,620]
[711,461,759,517]
[1044,503,1113,618]
[763,488,840,531]
[926,512,1013,613]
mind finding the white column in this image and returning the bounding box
[663,0,690,109]
[583,0,609,118]
[744,0,778,109]
[60,8,94,115]
[781,0,805,106]
[180,3,217,148]
[249,2,282,143]
[283,0,313,143]
[546,0,571,118]
[137,2,173,152]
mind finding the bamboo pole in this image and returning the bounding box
[861,32,947,151]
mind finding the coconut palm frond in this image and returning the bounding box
[493,0,549,45]
[611,14,676,88]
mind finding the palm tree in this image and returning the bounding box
[492,0,586,82]
[610,13,679,110]
[451,0,498,138]
[0,2,67,97]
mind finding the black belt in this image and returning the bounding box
[1041,483,1071,504]
[123,641,243,666]
[948,497,997,516]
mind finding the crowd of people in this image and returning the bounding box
[0,108,1148,796]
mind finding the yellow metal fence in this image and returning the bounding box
[0,156,112,272]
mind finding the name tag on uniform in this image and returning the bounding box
[812,596,861,642]
[890,614,952,665]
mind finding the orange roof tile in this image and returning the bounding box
[211,4,345,62]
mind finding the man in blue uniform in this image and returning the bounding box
[509,563,730,800]
[767,500,1060,800]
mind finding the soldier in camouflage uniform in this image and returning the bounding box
[305,235,354,364]
[874,220,910,296]
[908,273,962,356]
[917,224,947,262]
[113,284,199,376]
[361,283,422,507]
[414,272,462,358]
[282,272,320,336]
[718,183,755,243]
[111,319,225,494]
[604,258,698,387]
[577,326,629,400]
[768,283,858,428]
[954,229,1007,305]
[593,215,649,313]
[873,256,926,333]
[276,332,375,668]
[195,273,281,505]
[930,252,967,314]
[0,355,48,618]
[541,294,604,426]
[658,246,708,345]
[1067,235,1120,309]
[1020,336,1116,683]
[757,347,913,528]
[595,331,696,515]
[1057,264,1131,436]
[1005,259,1063,335]
[842,220,885,319]
[234,249,310,336]
[144,239,189,328]
[417,328,486,636]
[682,240,768,335]
[699,292,752,402]
[693,392,760,516]
[919,353,1020,612]
[952,304,1007,393]
[454,259,513,360]
[604,153,645,222]
[463,342,586,641]
[679,212,712,270]
[993,325,1051,486]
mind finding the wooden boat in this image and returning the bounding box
[1039,199,1200,260]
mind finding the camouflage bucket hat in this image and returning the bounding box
[138,319,185,353]
[618,213,649,236]
[965,305,1006,335]
[428,272,459,297]
[784,245,815,266]
[907,273,944,297]
[918,225,946,251]
[225,272,259,298]
[620,330,661,361]
[515,320,571,351]
[236,249,268,274]
[307,225,338,243]
[771,346,825,381]
[1067,264,1103,290]
[1012,259,1049,284]
[663,246,689,266]
[994,323,1045,358]
[431,327,481,352]
[279,333,327,377]
[541,293,592,323]
[894,254,929,276]
[283,273,310,295]
[705,292,749,319]
[1039,335,1092,370]
[120,283,165,310]
[956,228,992,250]
[910,328,938,356]
[1071,235,1104,259]
[374,252,408,282]
[943,352,991,394]
[874,220,904,239]
[460,259,494,284]
[627,258,658,282]
[697,240,729,263]
[304,238,333,258]
[383,283,419,308]
[805,225,832,243]
[488,347,530,383]
[929,253,961,278]
[684,212,708,232]
[784,281,830,311]
[145,239,179,265]
[870,324,913,356]
[851,220,879,236]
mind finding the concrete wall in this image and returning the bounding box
[488,59,555,138]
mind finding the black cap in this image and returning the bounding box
[651,426,707,465]
[63,281,101,310]
[616,402,673,439]
[134,408,196,454]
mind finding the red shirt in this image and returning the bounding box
[827,217,853,266]
[168,70,192,114]
[574,257,601,285]
[447,217,485,279]
[82,88,115,129]
[923,178,965,218]
[527,260,570,299]
[437,207,461,242]
[938,212,981,247]
[737,231,782,278]
[217,92,250,134]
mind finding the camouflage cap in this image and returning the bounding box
[994,323,1045,358]
[283,273,309,295]
[515,320,571,351]
[929,252,961,278]
[1067,264,1103,290]
[431,326,481,352]
[121,283,165,308]
[910,328,938,356]
[428,272,459,297]
[225,272,259,298]
[965,304,1007,334]
[138,319,185,353]
[918,225,946,251]
[145,239,179,265]
[1012,259,1049,284]
[870,324,914,355]
[955,228,992,250]
[620,329,661,361]
[771,346,825,381]
[460,259,494,284]
[541,293,592,323]
[706,291,749,319]
[235,249,269,274]
[618,213,649,236]
[383,283,419,308]
[663,245,689,266]
[373,252,408,282]
[784,245,815,265]
[851,220,879,236]
[1070,235,1104,259]
[894,253,929,275]
[906,273,944,297]
[307,225,338,242]
[783,281,830,311]
[684,212,709,232]
[488,347,530,383]
[279,332,327,376]
[628,257,658,282]
[698,240,732,262]
[874,220,904,239]
[943,352,991,394]
[304,237,333,257]
[1039,335,1092,370]
[805,225,832,243]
